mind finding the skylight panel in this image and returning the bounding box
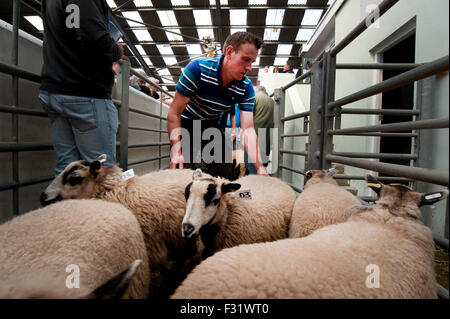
[263,28,280,41]
[106,0,117,8]
[134,45,147,56]
[157,44,174,55]
[134,0,153,7]
[253,57,260,66]
[276,44,293,55]
[143,57,153,66]
[171,0,190,6]
[163,57,178,66]
[193,10,212,26]
[301,9,323,25]
[230,28,246,35]
[198,28,215,41]
[122,11,144,27]
[133,29,152,42]
[166,28,183,41]
[274,57,288,66]
[296,28,314,41]
[186,44,203,56]
[157,10,178,27]
[265,9,285,26]
[209,0,228,6]
[287,0,307,5]
[230,9,247,26]
[249,0,267,5]
[24,16,43,31]
[158,69,172,76]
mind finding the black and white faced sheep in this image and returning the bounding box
[182,169,296,259]
[40,155,205,298]
[0,199,149,298]
[172,175,447,299]
[288,167,361,238]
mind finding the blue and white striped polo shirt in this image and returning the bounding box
[176,55,255,120]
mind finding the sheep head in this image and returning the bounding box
[181,169,241,239]
[303,167,339,187]
[40,154,122,206]
[365,174,449,219]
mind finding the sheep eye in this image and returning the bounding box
[213,198,220,205]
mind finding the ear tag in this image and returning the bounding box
[237,189,252,200]
[122,169,135,181]
[367,183,382,189]
[95,168,102,173]
[425,193,442,200]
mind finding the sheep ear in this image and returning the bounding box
[365,174,383,195]
[89,160,102,178]
[95,154,107,163]
[82,260,142,299]
[222,183,241,194]
[327,166,339,177]
[193,169,202,180]
[304,170,313,179]
[419,190,449,207]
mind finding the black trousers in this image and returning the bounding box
[180,118,234,180]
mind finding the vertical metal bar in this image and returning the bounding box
[159,90,162,170]
[12,0,20,216]
[118,60,130,171]
[214,0,224,51]
[273,88,285,178]
[307,61,323,170]
[322,52,337,169]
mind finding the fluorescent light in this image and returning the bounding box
[198,28,215,41]
[134,0,153,7]
[249,0,267,5]
[135,45,147,56]
[287,0,307,4]
[163,57,178,66]
[265,9,285,26]
[157,10,178,27]
[276,44,293,55]
[274,57,288,66]
[230,9,247,26]
[122,11,144,27]
[263,28,280,41]
[133,29,152,42]
[166,28,183,41]
[209,0,228,5]
[296,28,314,41]
[24,16,43,31]
[186,43,203,55]
[157,44,174,55]
[230,28,246,35]
[171,0,189,6]
[193,10,212,26]
[301,9,323,25]
[143,57,153,66]
[106,0,117,8]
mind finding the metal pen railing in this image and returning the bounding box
[271,0,449,298]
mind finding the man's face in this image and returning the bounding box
[283,63,290,72]
[225,43,258,81]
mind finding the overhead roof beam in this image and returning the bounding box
[118,6,329,12]
[123,25,318,30]
[123,41,307,45]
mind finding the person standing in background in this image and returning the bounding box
[39,0,124,174]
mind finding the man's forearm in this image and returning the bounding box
[167,110,181,149]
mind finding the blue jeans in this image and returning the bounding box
[39,90,118,174]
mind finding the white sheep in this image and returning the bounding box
[288,168,361,238]
[40,155,204,298]
[181,169,296,259]
[172,176,447,298]
[0,199,149,298]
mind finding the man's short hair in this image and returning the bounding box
[224,32,263,52]
[286,60,295,69]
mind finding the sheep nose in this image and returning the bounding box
[183,223,195,238]
[40,192,48,206]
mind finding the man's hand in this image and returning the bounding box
[170,148,184,169]
[231,129,236,142]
